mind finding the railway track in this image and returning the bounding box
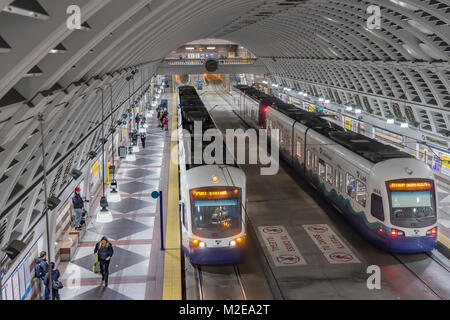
[195,264,247,300]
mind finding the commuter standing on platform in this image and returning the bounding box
[94,237,114,287]
[72,187,87,231]
[44,262,62,300]
[140,131,147,149]
[35,251,49,299]
[162,115,168,131]
[135,113,141,130]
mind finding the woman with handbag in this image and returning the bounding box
[44,262,62,300]
[94,237,114,287]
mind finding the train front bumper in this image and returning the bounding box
[383,235,437,253]
[186,245,245,265]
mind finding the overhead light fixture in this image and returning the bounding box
[262,80,268,85]
[3,0,50,20]
[387,118,395,124]
[0,36,12,53]
[400,122,409,128]
[272,84,279,88]
[355,109,362,114]
[49,43,67,54]
[186,47,195,50]
[319,97,325,102]
[206,47,216,50]
[325,98,331,104]
[303,92,308,97]
[346,105,353,111]
[24,65,43,77]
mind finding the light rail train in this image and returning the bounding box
[178,86,247,264]
[232,85,438,253]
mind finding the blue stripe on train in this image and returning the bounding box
[182,245,245,265]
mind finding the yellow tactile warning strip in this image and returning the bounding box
[162,88,182,300]
[439,232,450,250]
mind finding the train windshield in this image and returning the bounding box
[192,199,241,238]
[387,180,437,228]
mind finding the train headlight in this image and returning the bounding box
[426,227,437,236]
[199,241,207,248]
[390,229,405,237]
[192,239,200,246]
[230,237,244,247]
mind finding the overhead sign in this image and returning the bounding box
[258,226,307,267]
[303,224,360,264]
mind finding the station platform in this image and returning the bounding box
[56,90,181,300]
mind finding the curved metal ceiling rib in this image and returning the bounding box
[0,0,449,259]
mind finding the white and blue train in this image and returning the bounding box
[233,85,438,253]
[178,86,247,265]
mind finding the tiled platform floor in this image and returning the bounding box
[58,94,172,300]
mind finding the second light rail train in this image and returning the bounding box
[232,85,438,253]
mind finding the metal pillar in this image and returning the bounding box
[37,113,53,301]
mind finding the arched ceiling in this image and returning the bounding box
[0,0,449,256]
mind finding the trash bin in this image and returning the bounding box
[118,146,127,158]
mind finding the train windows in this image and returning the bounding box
[307,150,312,168]
[296,141,302,158]
[356,181,367,207]
[326,164,333,184]
[319,159,326,180]
[346,173,356,198]
[335,170,339,189]
[314,154,318,172]
[370,194,385,221]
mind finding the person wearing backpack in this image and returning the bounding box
[35,251,49,299]
[94,237,114,287]
[44,262,62,300]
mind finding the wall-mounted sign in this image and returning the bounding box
[92,160,100,177]
[345,118,352,131]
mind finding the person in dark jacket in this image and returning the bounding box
[135,114,141,129]
[35,251,49,280]
[72,187,87,231]
[94,237,114,287]
[140,132,147,149]
[44,262,61,300]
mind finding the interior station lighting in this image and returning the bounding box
[387,118,395,124]
[3,0,49,20]
[319,97,325,102]
[303,92,308,97]
[206,46,216,50]
[325,98,331,104]
[186,47,195,50]
[355,109,362,114]
[400,122,409,128]
[345,105,353,111]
